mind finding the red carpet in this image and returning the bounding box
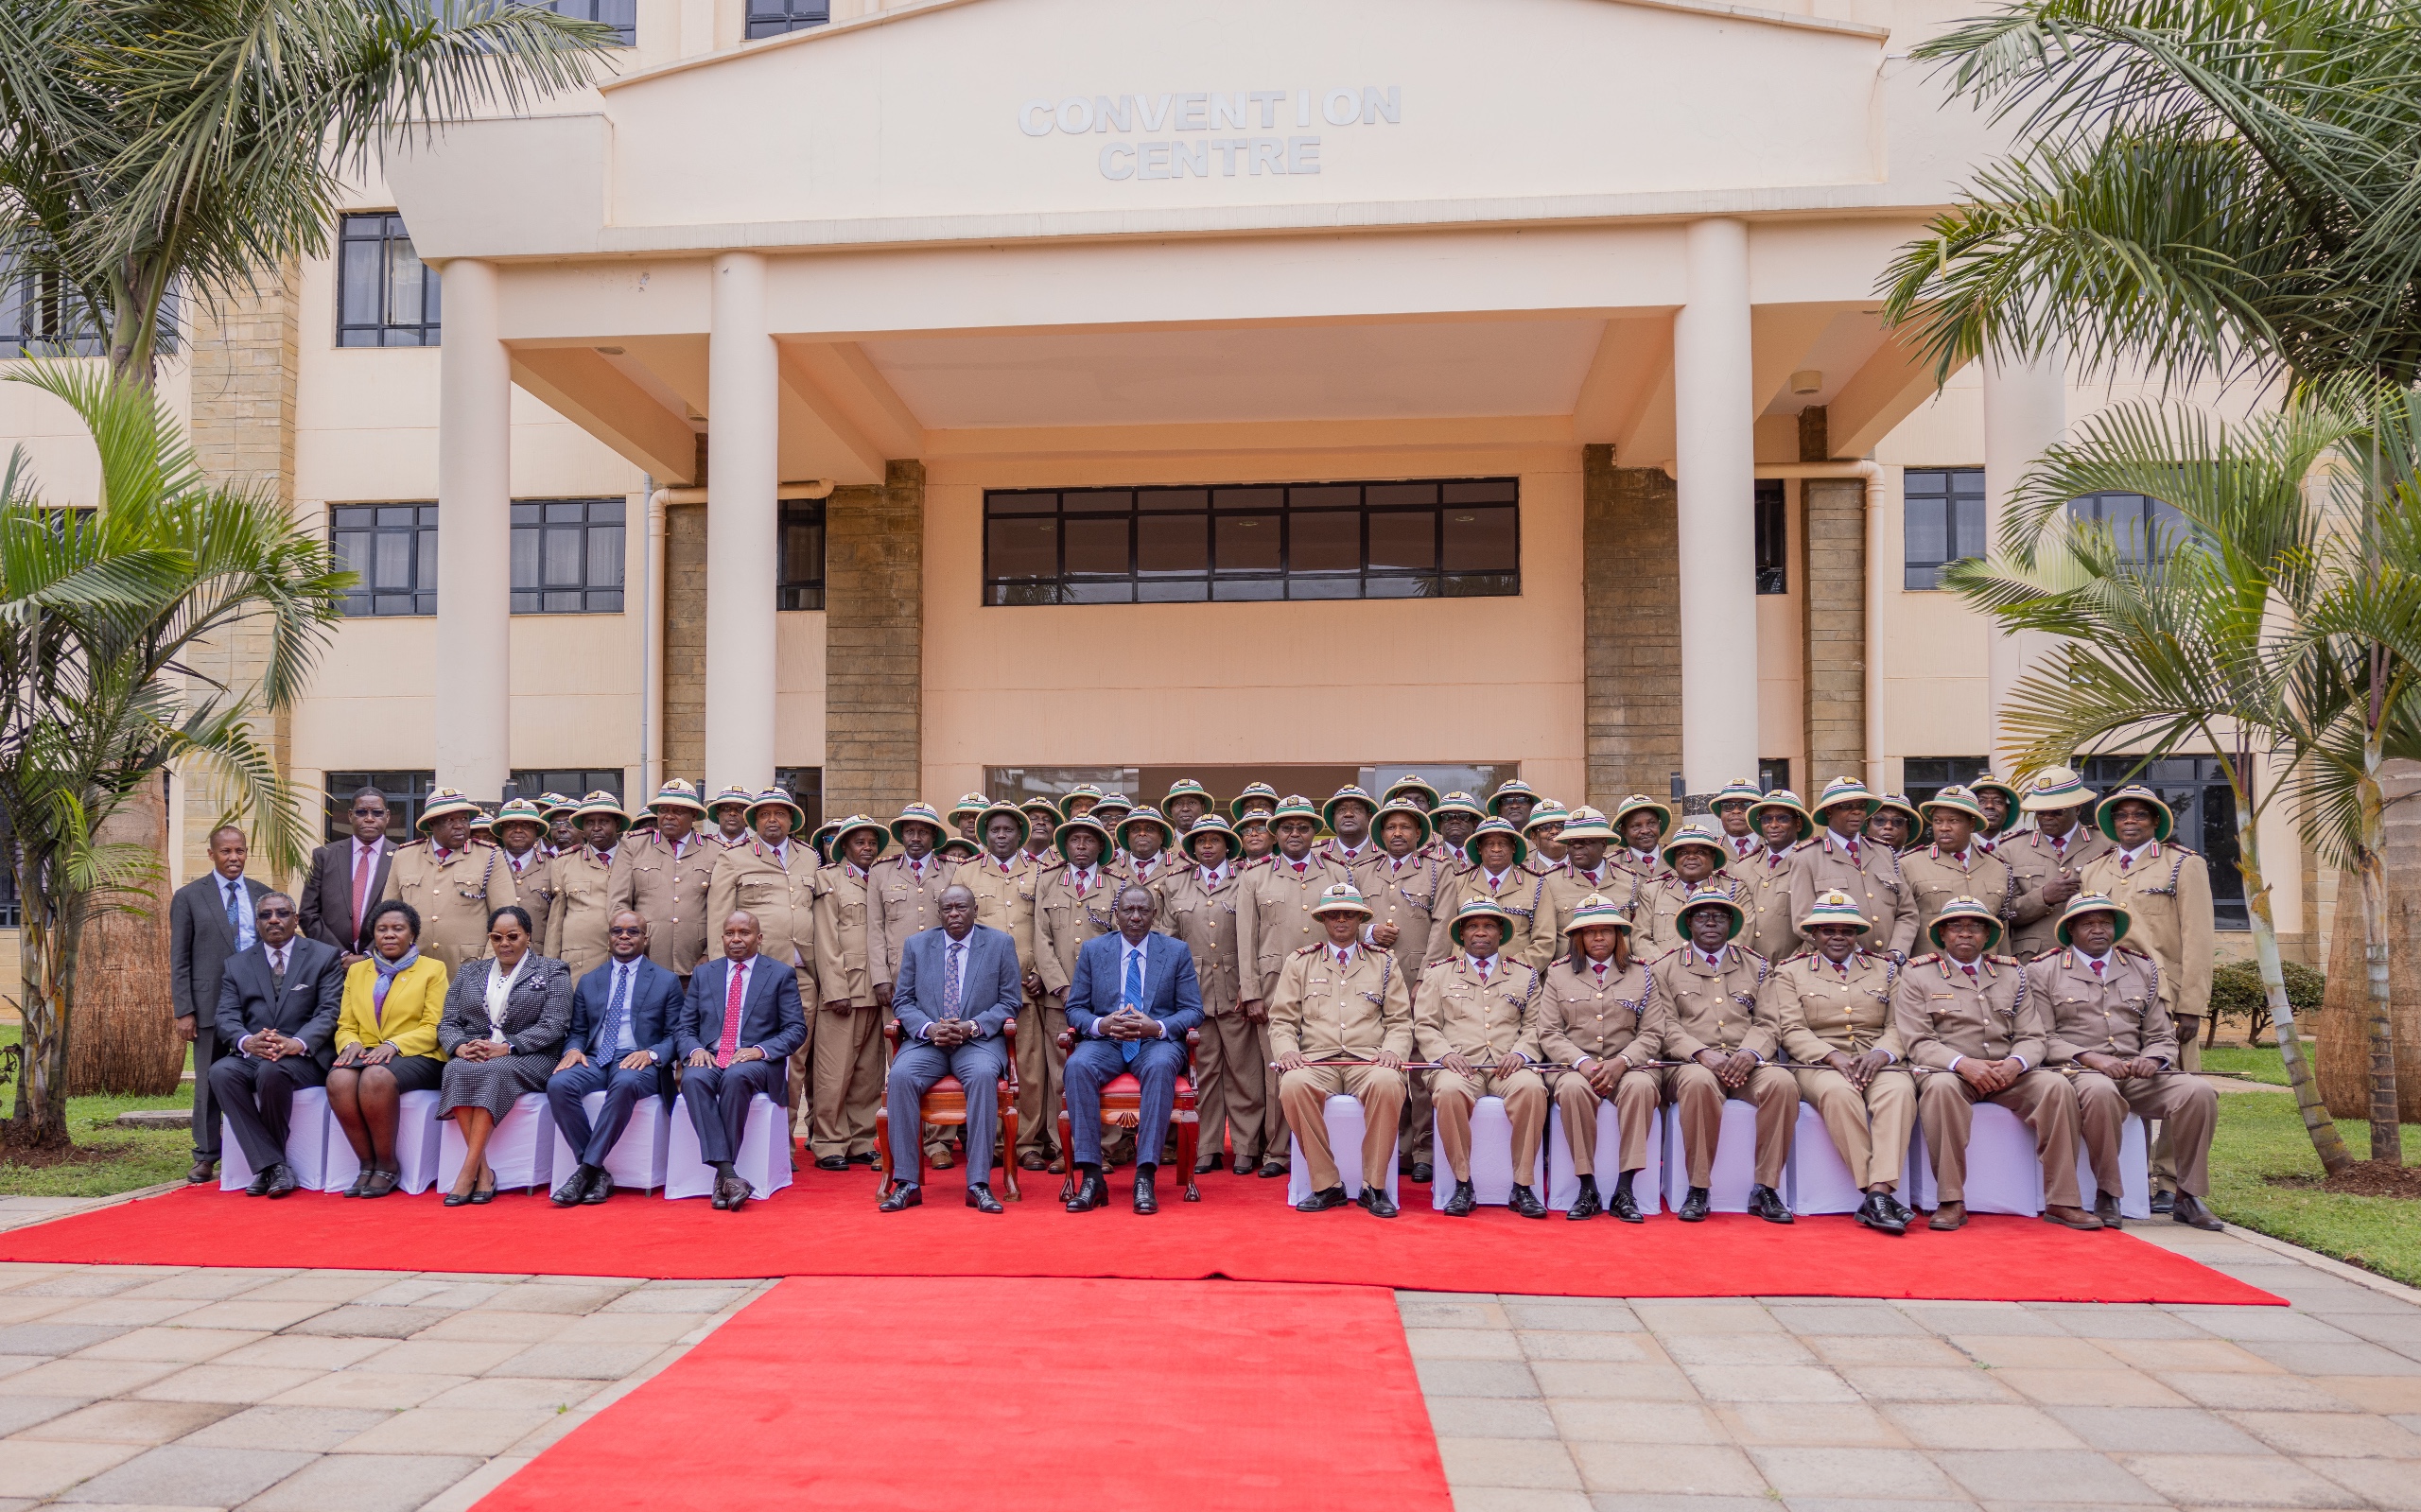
[474,1276,1450,1512]
[0,1170,2280,1303]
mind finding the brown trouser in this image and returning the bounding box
[1198,1011,1274,1168]
[1668,1061,1797,1188]
[1793,1065,1916,1188]
[2151,1015,2203,1191]
[810,1004,882,1159]
[1014,996,1068,1161]
[1430,1066,1548,1187]
[2076,1068,2216,1199]
[786,966,818,1138]
[1551,1065,1662,1176]
[1915,1067,2081,1207]
[1279,1063,1406,1192]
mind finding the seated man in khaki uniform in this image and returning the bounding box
[1269,882,1412,1219]
[1893,895,2101,1231]
[1538,895,1660,1222]
[1765,890,1916,1236]
[1649,887,1796,1225]
[2032,894,2224,1231]
[1416,897,1550,1219]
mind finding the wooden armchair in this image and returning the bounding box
[1054,1024,1203,1204]
[876,1017,1019,1201]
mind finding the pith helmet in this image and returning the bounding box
[938,836,981,861]
[2095,784,2176,844]
[2055,892,2134,947]
[1162,777,1213,810]
[1678,885,1746,942]
[1432,791,1486,823]
[976,802,1030,848]
[746,788,808,832]
[1090,791,1135,823]
[1872,792,1922,827]
[1447,895,1517,947]
[469,810,495,838]
[1522,799,1571,836]
[493,798,549,839]
[1382,773,1440,807]
[828,813,892,863]
[1927,895,2006,952]
[649,778,708,815]
[1567,893,1631,936]
[1311,880,1374,920]
[1748,789,1812,843]
[1610,793,1675,842]
[1270,794,1321,826]
[1321,785,1378,832]
[1797,888,1872,935]
[1019,795,1061,822]
[1661,824,1731,872]
[2019,766,2096,813]
[1919,785,1989,826]
[1182,813,1239,860]
[1711,776,1765,809]
[947,791,991,824]
[629,812,660,835]
[537,791,577,822]
[889,802,947,846]
[1812,776,1879,820]
[1462,816,1530,867]
[1488,778,1540,816]
[1228,781,1280,820]
[809,819,841,863]
[1556,805,1615,843]
[1972,773,2021,816]
[572,791,631,828]
[1118,806,1176,849]
[1370,798,1434,846]
[417,788,481,832]
[1054,812,1114,857]
[1057,782,1106,820]
[707,785,756,815]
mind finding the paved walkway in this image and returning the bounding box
[0,1217,2414,1510]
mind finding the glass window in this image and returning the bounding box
[324,771,436,842]
[530,0,636,43]
[336,214,441,348]
[1904,467,1988,589]
[2078,756,2249,930]
[1903,756,1990,812]
[778,499,826,611]
[330,503,438,617]
[509,770,624,807]
[1757,758,1790,795]
[2068,491,2190,569]
[510,497,623,614]
[0,261,107,357]
[746,0,829,37]
[773,767,825,832]
[1755,479,1787,595]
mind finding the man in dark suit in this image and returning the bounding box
[679,909,808,1211]
[1063,883,1204,1214]
[878,884,1022,1214]
[209,893,345,1197]
[300,786,396,963]
[168,825,270,1185]
[548,910,683,1206]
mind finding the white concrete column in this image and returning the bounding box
[433,257,512,800]
[705,252,778,793]
[1981,348,2066,773]
[1673,217,1759,793]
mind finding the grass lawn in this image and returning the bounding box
[2209,1089,2420,1287]
[2202,1042,2297,1086]
[0,1023,196,1198]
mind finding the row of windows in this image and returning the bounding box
[521,0,827,45]
[1903,468,2180,588]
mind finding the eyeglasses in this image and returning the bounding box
[256,907,295,919]
[608,925,646,937]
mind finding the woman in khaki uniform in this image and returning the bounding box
[1538,895,1661,1222]
[1764,889,1915,1236]
[1633,825,1746,957]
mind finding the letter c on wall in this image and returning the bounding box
[1019,100,1055,136]
[1099,144,1136,180]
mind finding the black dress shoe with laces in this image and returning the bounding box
[1295,1184,1350,1212]
[1410,1162,1434,1184]
[814,1155,848,1173]
[1855,1190,1907,1235]
[1748,1184,1793,1224]
[583,1173,615,1205]
[187,1159,217,1186]
[2150,1190,2176,1215]
[1132,1171,1158,1215]
[1257,1159,1288,1179]
[1678,1186,1712,1222]
[722,1173,750,1213]
[966,1183,1003,1214]
[879,1180,921,1212]
[551,1168,593,1207]
[2172,1193,2225,1231]
[1357,1186,1399,1218]
[264,1164,298,1199]
[1567,1180,1603,1221]
[2094,1192,2124,1228]
[1508,1184,1548,1219]
[245,1167,274,1196]
[1882,1191,1916,1228]
[1610,1177,1645,1223]
[1442,1178,1477,1217]
[1065,1173,1110,1212]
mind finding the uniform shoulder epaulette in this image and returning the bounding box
[398,837,429,851]
[1778,949,1814,966]
[1992,953,2018,965]
[1906,952,1939,966]
[1737,945,1768,965]
[1426,956,1455,971]
[1649,944,1685,965]
[2030,947,2063,962]
[1295,943,1323,956]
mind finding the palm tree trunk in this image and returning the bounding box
[2358,743,2403,1163]
[4,860,78,1153]
[2243,811,2354,1174]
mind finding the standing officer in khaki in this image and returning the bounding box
[1426,791,1484,864]
[1534,808,1621,955]
[2034,893,2224,1230]
[1901,786,2016,947]
[1425,817,1544,965]
[1709,777,1768,868]
[545,791,630,984]
[1790,777,1918,958]
[1380,773,1439,820]
[1269,882,1412,1218]
[1033,812,1121,1172]
[1417,897,1552,1219]
[1634,825,1744,956]
[491,798,557,948]
[1973,774,2023,851]
[1865,793,1920,853]
[1239,797,1355,1176]
[1765,890,1916,1235]
[1650,887,1797,1224]
[1160,778,1215,835]
[1522,801,1570,871]
[947,792,989,847]
[1739,791,1811,959]
[2002,767,2115,958]
[1318,786,1382,869]
[1158,815,1256,1174]
[867,801,952,1009]
[1893,895,2101,1230]
[705,786,756,850]
[955,803,1049,1171]
[1539,895,1661,1221]
[381,788,518,974]
[607,779,718,979]
[1354,799,1448,1181]
[810,814,889,1171]
[705,789,821,1138]
[1019,795,1063,868]
[1607,795,1673,906]
[1118,808,1190,897]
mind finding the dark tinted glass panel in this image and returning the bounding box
[509,498,623,614]
[1217,513,1281,572]
[1290,512,1359,572]
[987,518,1057,579]
[1137,514,1207,575]
[336,214,440,347]
[1367,512,1436,571]
[1442,505,1517,572]
[1064,517,1129,577]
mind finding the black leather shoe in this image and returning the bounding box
[721,1173,750,1212]
[1855,1190,1907,1236]
[1567,1180,1602,1221]
[2094,1192,2124,1228]
[341,1170,371,1198]
[879,1180,922,1212]
[1678,1186,1712,1222]
[814,1155,848,1173]
[966,1183,1003,1214]
[245,1167,274,1196]
[1508,1184,1548,1219]
[1610,1177,1645,1223]
[1882,1191,1916,1229]
[1065,1173,1110,1212]
[849,1151,880,1166]
[264,1165,297,1199]
[2151,1190,2176,1215]
[551,1168,593,1208]
[1257,1159,1288,1179]
[1358,1186,1400,1218]
[1443,1179,1477,1217]
[361,1169,398,1199]
[1410,1162,1434,1184]
[1295,1184,1349,1212]
[1198,1153,1223,1173]
[1133,1171,1158,1215]
[187,1159,217,1186]
[1748,1184,1793,1224]
[2172,1193,2225,1231]
[583,1173,615,1205]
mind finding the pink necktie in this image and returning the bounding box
[715,965,744,1068]
[351,845,374,949]
[2120,854,2133,872]
[1592,964,1606,985]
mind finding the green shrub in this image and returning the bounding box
[2208,957,2325,1044]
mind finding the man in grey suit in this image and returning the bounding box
[210,893,346,1197]
[168,825,270,1185]
[879,885,1021,1214]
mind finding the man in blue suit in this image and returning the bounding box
[879,884,1022,1214]
[1064,883,1203,1214]
[548,911,683,1207]
[678,910,808,1211]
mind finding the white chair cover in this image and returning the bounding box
[549,1090,673,1192]
[1662,1097,1762,1214]
[1286,1093,1402,1205]
[218,1087,331,1192]
[437,1091,556,1194]
[1906,1102,2046,1215]
[1785,1102,1868,1215]
[666,1093,793,1200]
[2076,1111,2152,1220]
[1430,1095,1517,1209]
[1546,1098,1663,1215]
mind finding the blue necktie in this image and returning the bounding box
[1120,947,1142,1064]
[599,964,632,1057]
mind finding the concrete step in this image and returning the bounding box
[113,1109,191,1131]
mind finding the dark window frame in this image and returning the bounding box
[507,770,624,807]
[336,213,440,348]
[529,0,636,44]
[0,265,108,357]
[980,478,1520,606]
[2078,755,2249,930]
[1904,467,1988,590]
[329,503,438,617]
[2067,490,2190,570]
[1754,479,1787,595]
[746,0,830,37]
[1903,756,1990,813]
[512,497,625,615]
[324,771,437,843]
[774,766,825,833]
[779,498,826,611]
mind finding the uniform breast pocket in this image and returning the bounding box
[738,878,778,907]
[881,886,913,907]
[840,901,866,929]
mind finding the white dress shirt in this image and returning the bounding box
[483,953,528,1043]
[240,941,291,1053]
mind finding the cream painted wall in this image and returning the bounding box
[776,611,829,773]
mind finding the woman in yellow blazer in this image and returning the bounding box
[328,898,450,1198]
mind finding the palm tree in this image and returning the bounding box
[1881,0,2421,1162]
[0,366,350,1152]
[0,0,618,386]
[1943,395,2359,1173]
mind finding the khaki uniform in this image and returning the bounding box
[496,848,557,953]
[1414,952,1548,1187]
[2079,842,2215,1061]
[1789,834,1918,956]
[606,831,718,977]
[1717,832,1766,870]
[2000,826,2116,959]
[1765,950,1914,1188]
[381,840,518,976]
[1892,952,2082,1207]
[956,852,1041,980]
[1900,844,2016,952]
[1123,851,1194,910]
[705,838,821,1135]
[1607,848,1663,910]
[810,863,881,1160]
[1268,944,1413,1192]
[1648,945,1796,1188]
[1239,852,1355,1157]
[544,844,621,985]
[1353,849,1450,1167]
[1634,871,1745,958]
[1031,864,1123,1161]
[1535,862,1630,964]
[2033,943,2215,1198]
[865,852,952,991]
[1423,864,1546,968]
[1158,861,1263,1167]
[1737,846,1803,962]
[1537,957,1662,1176]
